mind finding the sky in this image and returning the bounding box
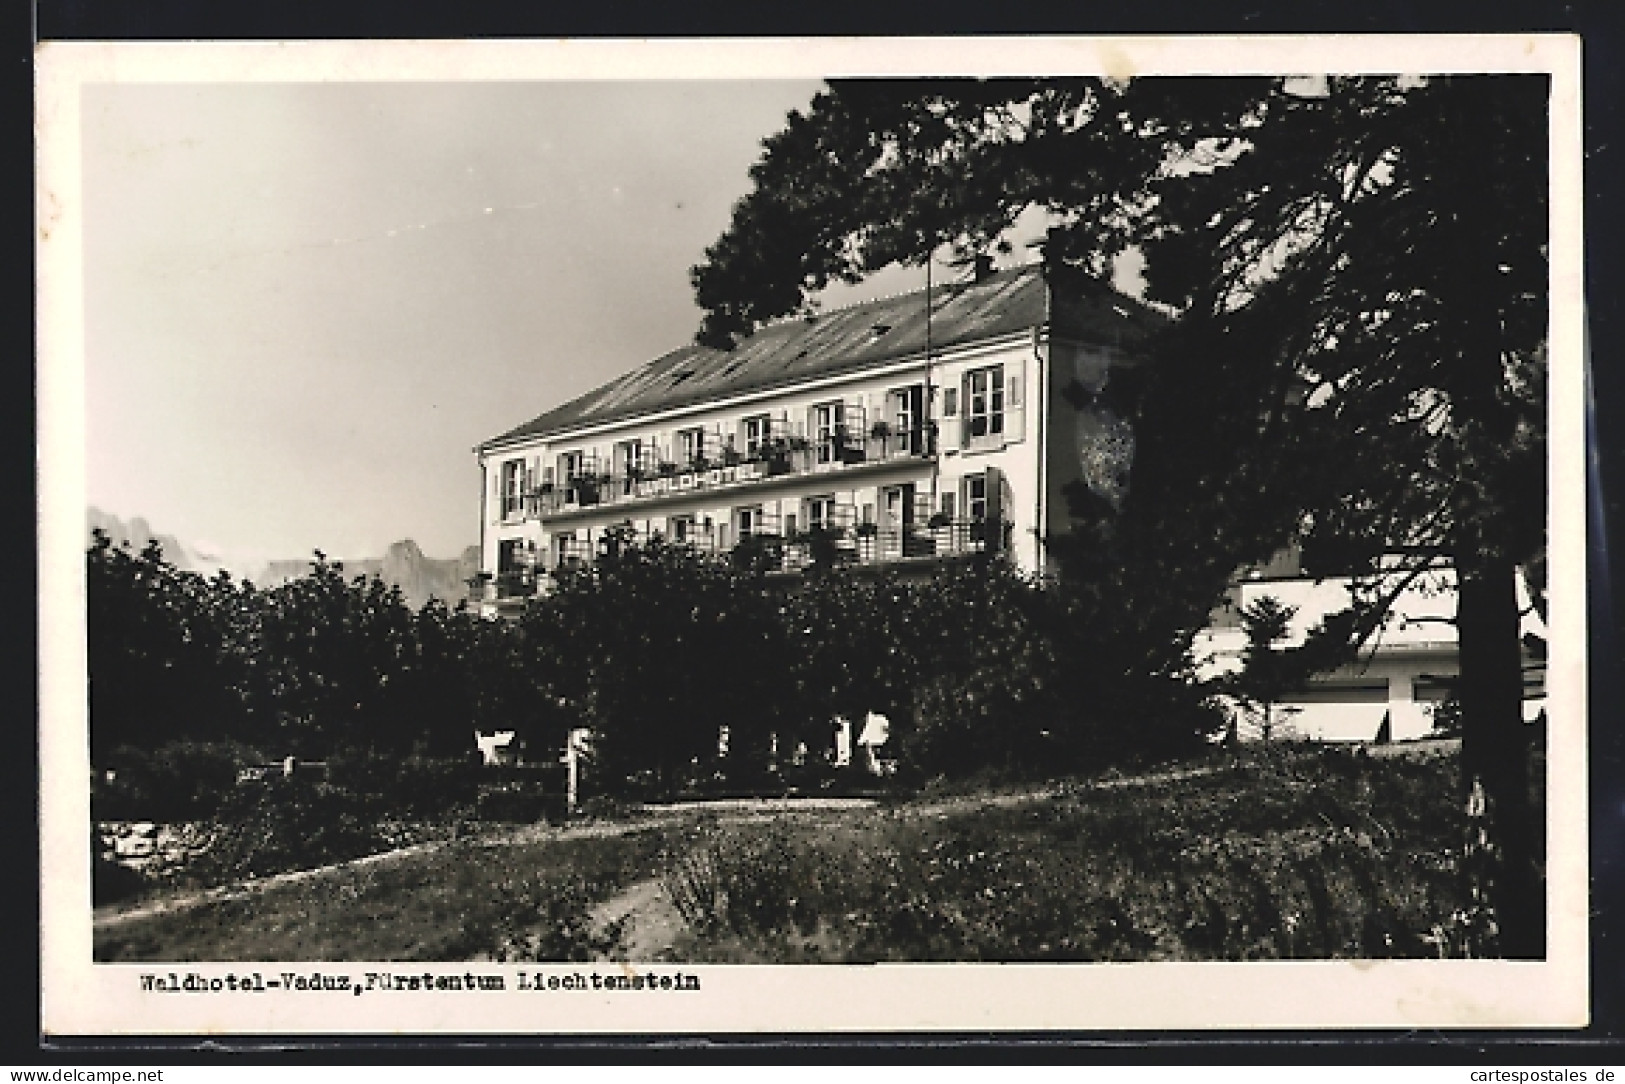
[77,75,1144,572]
[81,78,915,569]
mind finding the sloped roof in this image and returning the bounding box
[479,263,1158,450]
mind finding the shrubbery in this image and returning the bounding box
[190,777,388,883]
[325,749,485,819]
[93,740,260,822]
[88,527,1231,814]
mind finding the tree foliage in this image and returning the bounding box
[89,527,1221,805]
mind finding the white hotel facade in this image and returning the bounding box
[475,263,1150,608]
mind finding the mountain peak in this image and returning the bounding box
[86,507,474,610]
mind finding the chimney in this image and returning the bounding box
[972,252,995,282]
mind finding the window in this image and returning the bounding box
[615,440,643,476]
[964,473,988,521]
[742,414,772,457]
[497,538,525,573]
[965,364,1005,440]
[677,427,706,468]
[889,384,924,453]
[806,495,836,532]
[668,515,695,543]
[500,460,525,519]
[736,505,764,537]
[615,439,643,494]
[940,491,956,520]
[813,402,844,464]
[882,484,915,531]
[943,387,959,416]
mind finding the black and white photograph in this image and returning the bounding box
[37,36,1588,1035]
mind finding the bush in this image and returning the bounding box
[192,777,387,882]
[326,750,484,818]
[661,823,826,942]
[901,667,1063,780]
[475,780,566,823]
[93,740,261,821]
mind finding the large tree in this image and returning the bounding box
[692,75,1549,955]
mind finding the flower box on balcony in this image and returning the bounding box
[569,478,601,506]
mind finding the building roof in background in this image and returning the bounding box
[479,262,1160,450]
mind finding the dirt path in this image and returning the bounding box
[586,877,687,962]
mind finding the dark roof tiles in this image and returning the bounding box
[480,263,1155,450]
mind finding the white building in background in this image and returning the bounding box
[474,262,1155,613]
[1195,548,1548,743]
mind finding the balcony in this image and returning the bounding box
[559,517,1011,576]
[526,425,938,521]
[481,518,1010,615]
[481,569,540,614]
[779,517,1010,571]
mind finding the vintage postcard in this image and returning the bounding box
[38,35,1588,1037]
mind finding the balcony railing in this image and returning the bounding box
[483,517,1009,611]
[552,518,1007,575]
[785,518,1009,570]
[525,425,937,520]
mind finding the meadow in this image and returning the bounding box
[95,741,1501,963]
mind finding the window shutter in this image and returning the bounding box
[1004,358,1027,444]
[491,467,503,525]
[938,384,961,451]
[960,373,973,448]
[543,465,555,486]
[986,465,1004,523]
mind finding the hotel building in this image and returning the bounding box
[474,263,1153,612]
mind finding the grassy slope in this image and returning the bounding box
[96,743,1494,963]
[664,744,1477,962]
[95,829,669,962]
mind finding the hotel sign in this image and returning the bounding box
[633,461,764,498]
